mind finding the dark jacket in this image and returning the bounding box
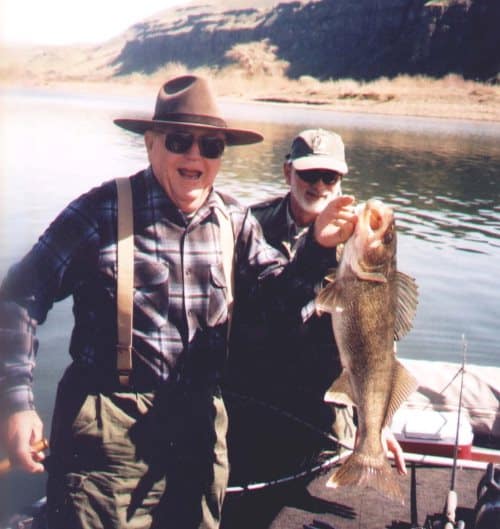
[227,193,342,431]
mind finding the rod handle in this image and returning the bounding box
[0,438,49,475]
[445,489,457,524]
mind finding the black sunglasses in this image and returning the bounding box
[295,169,342,185]
[164,131,226,159]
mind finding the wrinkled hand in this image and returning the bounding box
[4,410,45,473]
[314,195,357,248]
[382,426,407,475]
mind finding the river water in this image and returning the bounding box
[0,86,499,519]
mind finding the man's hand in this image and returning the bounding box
[4,410,45,473]
[382,426,407,475]
[314,195,357,248]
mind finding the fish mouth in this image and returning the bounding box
[368,205,384,232]
[361,200,394,244]
[348,200,395,281]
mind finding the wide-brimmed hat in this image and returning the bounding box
[287,129,348,174]
[114,75,263,146]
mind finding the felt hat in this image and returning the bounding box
[114,74,263,145]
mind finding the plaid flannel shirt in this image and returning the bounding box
[0,167,337,417]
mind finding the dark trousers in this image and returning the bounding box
[47,365,229,529]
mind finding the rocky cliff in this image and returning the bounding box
[2,0,497,84]
[110,0,499,82]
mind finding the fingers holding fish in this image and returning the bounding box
[382,426,407,476]
[314,195,358,248]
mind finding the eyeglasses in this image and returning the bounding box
[164,131,226,159]
[295,169,342,185]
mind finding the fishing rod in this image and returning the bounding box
[443,334,467,529]
[224,390,351,494]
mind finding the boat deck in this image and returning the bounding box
[220,392,491,529]
[222,464,483,529]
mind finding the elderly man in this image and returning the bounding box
[0,76,356,529]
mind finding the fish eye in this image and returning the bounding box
[383,224,395,245]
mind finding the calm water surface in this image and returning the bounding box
[0,87,499,518]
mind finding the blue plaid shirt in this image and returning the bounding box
[0,168,337,416]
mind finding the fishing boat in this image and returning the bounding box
[3,359,499,529]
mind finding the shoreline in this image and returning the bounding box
[2,77,500,125]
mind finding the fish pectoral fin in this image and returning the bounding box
[384,360,418,426]
[324,370,356,406]
[394,271,419,341]
[316,281,341,314]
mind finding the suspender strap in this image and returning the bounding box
[214,206,235,331]
[115,177,134,387]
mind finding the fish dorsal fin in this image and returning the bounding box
[394,271,419,341]
[315,280,340,315]
[324,369,356,407]
[383,360,418,426]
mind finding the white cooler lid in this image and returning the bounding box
[391,409,474,443]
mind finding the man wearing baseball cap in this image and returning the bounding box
[284,128,348,229]
[228,129,350,436]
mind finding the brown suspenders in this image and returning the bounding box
[115,177,134,386]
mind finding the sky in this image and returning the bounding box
[0,0,191,46]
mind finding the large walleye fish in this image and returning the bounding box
[316,199,418,502]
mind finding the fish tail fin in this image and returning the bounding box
[326,452,404,504]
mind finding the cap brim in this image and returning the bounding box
[113,118,263,146]
[292,155,348,175]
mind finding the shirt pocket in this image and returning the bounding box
[207,263,228,327]
[133,260,169,331]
